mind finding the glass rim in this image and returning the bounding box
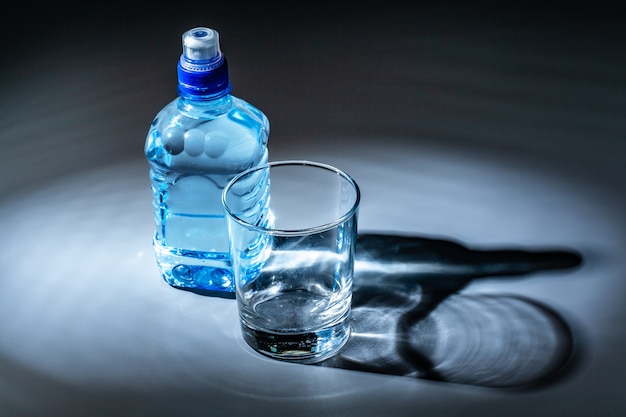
[222,160,361,236]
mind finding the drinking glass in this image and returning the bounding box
[222,160,360,363]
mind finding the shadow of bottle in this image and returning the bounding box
[318,233,584,390]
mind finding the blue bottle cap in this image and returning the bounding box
[177,27,232,99]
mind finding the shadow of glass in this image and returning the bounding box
[317,233,584,389]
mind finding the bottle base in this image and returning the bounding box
[161,266,236,299]
[161,265,235,299]
[154,242,236,298]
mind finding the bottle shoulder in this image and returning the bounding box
[145,94,269,171]
[229,95,270,125]
[149,95,269,130]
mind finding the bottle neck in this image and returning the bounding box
[177,94,233,117]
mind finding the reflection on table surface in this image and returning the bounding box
[320,233,582,389]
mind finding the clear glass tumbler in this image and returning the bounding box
[222,160,360,363]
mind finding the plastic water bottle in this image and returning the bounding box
[144,27,270,297]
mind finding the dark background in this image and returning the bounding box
[2,2,623,191]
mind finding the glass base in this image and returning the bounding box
[241,319,351,364]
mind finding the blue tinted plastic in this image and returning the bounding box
[144,27,270,297]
